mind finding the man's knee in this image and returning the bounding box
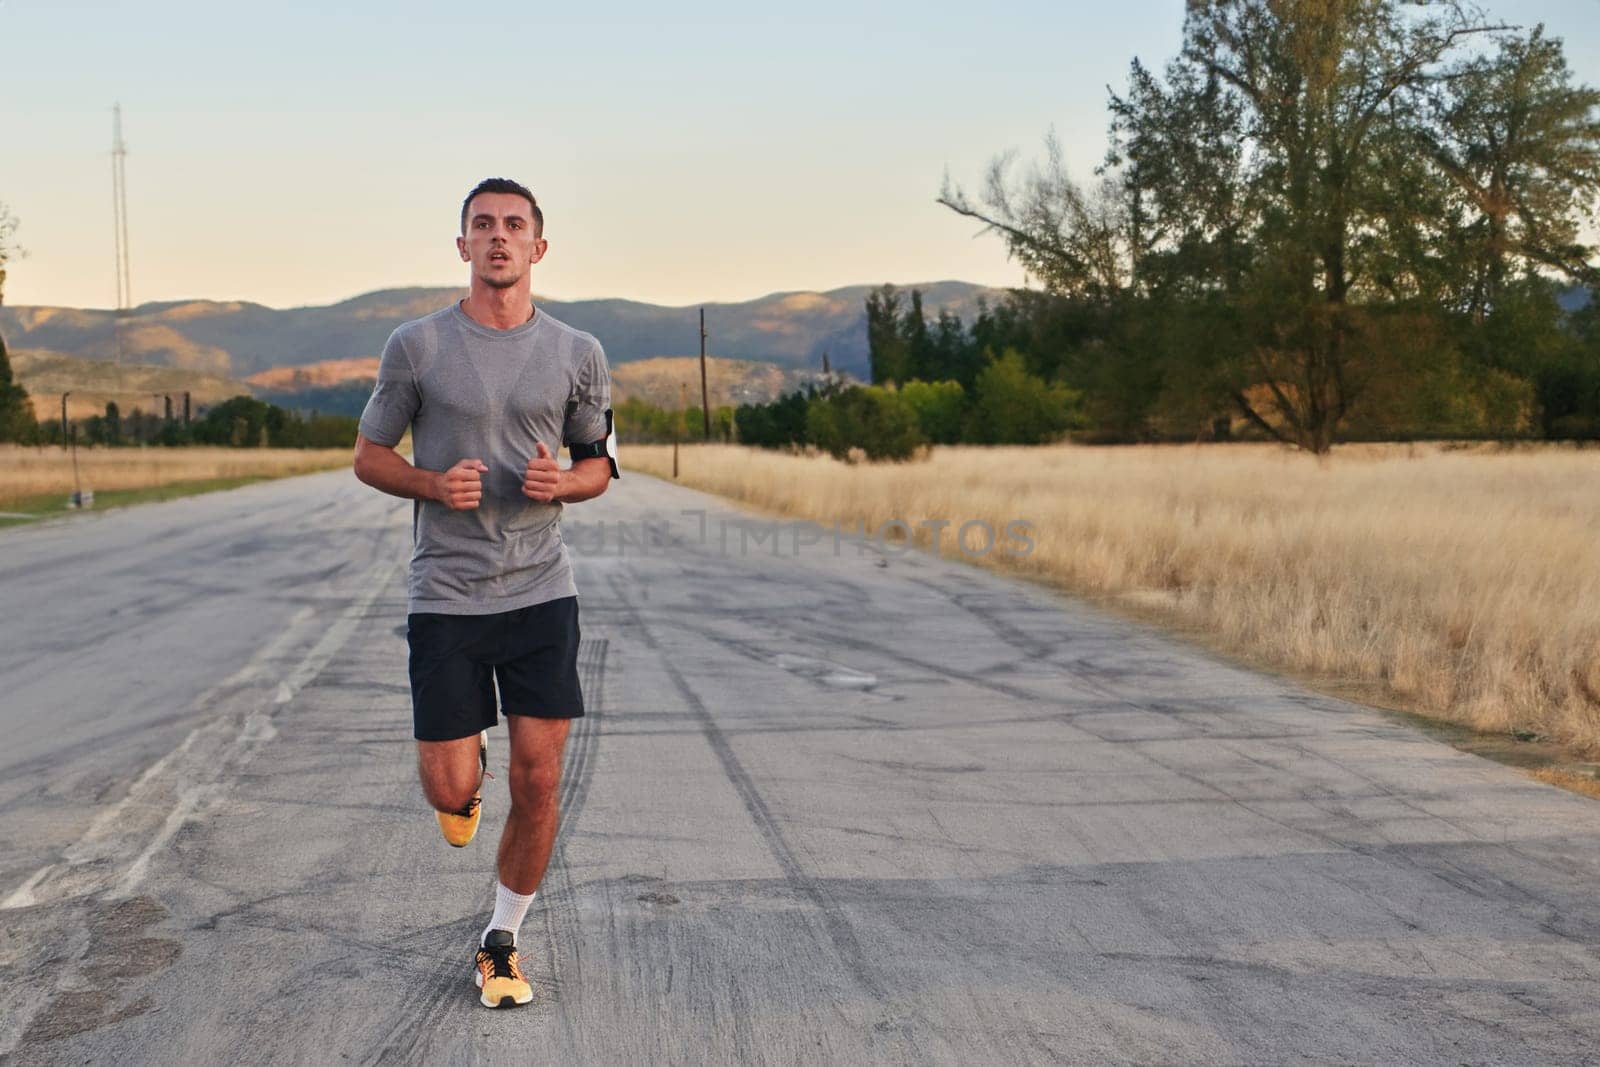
[507,757,561,810]
[422,773,478,814]
[416,739,481,813]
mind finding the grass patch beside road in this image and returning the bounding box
[0,475,304,528]
[0,445,352,527]
[626,440,1600,764]
[0,445,350,504]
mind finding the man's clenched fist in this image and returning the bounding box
[522,441,562,503]
[436,458,487,510]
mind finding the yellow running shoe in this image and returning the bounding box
[436,731,488,848]
[474,930,533,1008]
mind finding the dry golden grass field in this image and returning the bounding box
[0,444,351,507]
[626,441,1600,757]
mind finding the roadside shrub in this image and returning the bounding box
[900,379,966,444]
[806,385,925,462]
[966,349,1083,445]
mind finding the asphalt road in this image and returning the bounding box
[4,466,1600,1065]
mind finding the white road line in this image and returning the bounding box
[58,605,317,858]
[109,560,400,898]
[0,557,401,1062]
[1,563,398,911]
[115,787,206,899]
[0,864,56,910]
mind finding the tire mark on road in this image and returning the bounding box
[603,571,918,1055]
[367,944,472,1067]
[558,637,607,834]
[771,578,1600,969]
[531,636,607,1048]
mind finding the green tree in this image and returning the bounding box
[899,379,967,444]
[735,387,819,448]
[709,404,735,442]
[1550,294,1600,437]
[192,396,275,447]
[867,285,989,389]
[940,2,1600,452]
[806,385,925,462]
[941,131,1140,302]
[855,386,926,461]
[1419,26,1600,320]
[0,202,35,443]
[1337,303,1535,439]
[0,201,21,308]
[866,285,910,384]
[674,405,734,442]
[804,392,845,457]
[187,395,362,448]
[613,397,680,442]
[926,308,972,383]
[967,350,1084,445]
[0,329,38,443]
[901,290,935,381]
[102,400,123,445]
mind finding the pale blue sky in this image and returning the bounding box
[3,1,1597,309]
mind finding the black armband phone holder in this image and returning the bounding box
[567,408,619,479]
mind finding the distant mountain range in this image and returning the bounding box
[240,353,823,413]
[0,281,999,385]
[10,350,254,422]
[12,280,1585,420]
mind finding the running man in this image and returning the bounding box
[352,177,619,1009]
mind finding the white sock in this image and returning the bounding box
[483,882,536,946]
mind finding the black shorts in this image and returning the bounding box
[407,596,585,742]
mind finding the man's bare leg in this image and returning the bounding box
[417,734,484,814]
[497,716,570,894]
[466,717,568,1008]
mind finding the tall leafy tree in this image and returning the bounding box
[0,328,38,443]
[1140,0,1509,452]
[807,386,925,462]
[940,1,1600,452]
[865,285,910,384]
[966,350,1085,445]
[1418,25,1600,320]
[0,201,34,442]
[0,201,20,308]
[942,132,1140,302]
[900,379,967,444]
[901,290,935,381]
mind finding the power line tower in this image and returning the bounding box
[110,103,132,361]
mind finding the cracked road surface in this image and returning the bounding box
[4,467,1600,1064]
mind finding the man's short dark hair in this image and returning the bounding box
[460,177,543,237]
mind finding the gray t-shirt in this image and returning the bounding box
[358,302,612,616]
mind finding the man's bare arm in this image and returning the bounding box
[555,456,614,504]
[521,443,612,504]
[353,433,486,510]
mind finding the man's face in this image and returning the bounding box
[456,192,546,289]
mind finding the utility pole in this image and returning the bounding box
[698,307,710,440]
[61,392,84,505]
[674,381,687,479]
[70,421,83,505]
[111,104,132,362]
